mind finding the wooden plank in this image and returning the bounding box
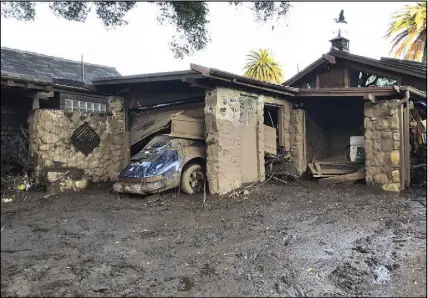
[278,106,284,147]
[343,67,350,88]
[308,163,318,175]
[404,103,411,187]
[264,124,277,155]
[314,162,322,174]
[170,115,205,140]
[318,167,365,185]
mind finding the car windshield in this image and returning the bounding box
[144,135,172,151]
[130,135,172,162]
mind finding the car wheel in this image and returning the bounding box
[181,163,206,194]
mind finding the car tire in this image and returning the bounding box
[181,163,206,195]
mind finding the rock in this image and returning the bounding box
[375,120,389,131]
[275,282,286,294]
[374,173,389,184]
[364,117,373,130]
[40,132,60,144]
[391,151,400,166]
[392,132,400,141]
[74,179,88,189]
[381,139,393,152]
[381,132,392,139]
[393,141,400,150]
[392,170,400,183]
[109,169,120,181]
[39,144,50,151]
[374,140,382,152]
[390,114,399,130]
[47,171,66,183]
[364,106,374,117]
[382,183,400,192]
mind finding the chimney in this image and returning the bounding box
[329,35,350,53]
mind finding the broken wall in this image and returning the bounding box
[204,87,299,195]
[28,97,125,187]
[364,99,401,192]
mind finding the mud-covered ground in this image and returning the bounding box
[1,181,426,297]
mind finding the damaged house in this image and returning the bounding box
[1,47,125,192]
[91,33,426,195]
[1,28,426,196]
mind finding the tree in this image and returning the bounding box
[1,1,291,59]
[243,49,283,84]
[385,2,427,63]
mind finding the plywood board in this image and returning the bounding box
[264,124,277,155]
[170,114,205,140]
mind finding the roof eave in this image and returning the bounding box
[92,70,203,86]
[190,63,298,96]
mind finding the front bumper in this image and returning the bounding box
[113,177,179,195]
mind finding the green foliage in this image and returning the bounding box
[385,2,427,63]
[1,1,291,59]
[243,49,283,84]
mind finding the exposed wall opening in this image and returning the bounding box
[304,97,365,167]
[264,104,283,153]
[1,88,34,179]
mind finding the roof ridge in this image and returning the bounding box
[1,46,118,70]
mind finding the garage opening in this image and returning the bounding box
[304,97,365,179]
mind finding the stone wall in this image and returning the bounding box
[205,88,263,195]
[290,109,307,175]
[28,97,125,187]
[204,87,300,195]
[364,99,401,192]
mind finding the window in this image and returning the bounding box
[64,99,107,113]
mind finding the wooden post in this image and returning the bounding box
[399,105,405,191]
[124,104,131,166]
[404,102,411,187]
[32,93,40,110]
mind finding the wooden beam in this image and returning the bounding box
[182,78,213,90]
[343,68,350,88]
[399,104,405,191]
[32,93,40,110]
[315,74,320,89]
[318,167,365,185]
[404,102,411,188]
[38,91,54,99]
[364,93,377,103]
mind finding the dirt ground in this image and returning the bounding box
[1,181,426,297]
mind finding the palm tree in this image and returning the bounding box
[385,2,427,63]
[243,49,283,84]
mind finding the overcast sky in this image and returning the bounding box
[1,2,413,80]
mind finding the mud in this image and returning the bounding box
[1,182,426,297]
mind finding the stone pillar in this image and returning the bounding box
[364,100,401,192]
[289,109,306,175]
[204,87,263,195]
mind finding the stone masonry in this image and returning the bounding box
[364,99,401,192]
[28,97,125,190]
[204,87,303,195]
[290,109,306,175]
